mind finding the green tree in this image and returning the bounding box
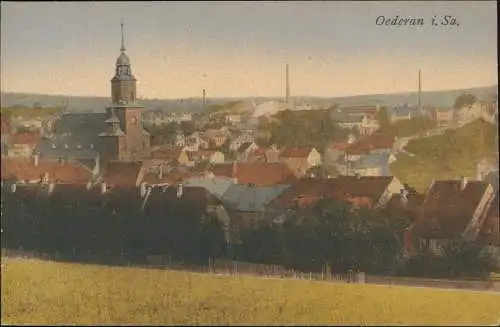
[179,121,197,136]
[377,106,391,130]
[453,93,477,110]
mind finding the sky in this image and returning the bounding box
[1,1,497,99]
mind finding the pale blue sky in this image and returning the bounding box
[1,1,497,99]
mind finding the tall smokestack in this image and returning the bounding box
[418,69,421,112]
[285,63,290,106]
[202,89,206,109]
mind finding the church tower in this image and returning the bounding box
[98,20,150,162]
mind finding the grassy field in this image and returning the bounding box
[2,258,500,325]
[391,119,498,193]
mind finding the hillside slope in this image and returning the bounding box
[390,119,498,192]
[2,259,499,325]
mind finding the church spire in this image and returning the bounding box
[120,19,126,52]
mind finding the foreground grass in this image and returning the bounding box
[2,259,500,325]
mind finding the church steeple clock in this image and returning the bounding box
[111,20,137,105]
[98,20,150,163]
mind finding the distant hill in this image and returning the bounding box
[1,85,496,113]
[390,119,498,193]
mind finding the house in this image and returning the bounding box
[182,174,236,199]
[101,161,143,187]
[204,129,229,148]
[225,114,241,124]
[411,178,497,253]
[331,110,364,130]
[220,184,290,236]
[265,175,404,223]
[435,108,454,126]
[150,147,190,166]
[279,147,322,177]
[352,153,396,177]
[229,132,255,152]
[476,158,499,189]
[389,104,416,123]
[341,105,379,118]
[350,132,396,155]
[1,157,94,185]
[209,162,297,186]
[236,142,259,161]
[7,132,40,157]
[360,115,380,136]
[383,189,425,223]
[174,133,186,147]
[455,100,497,125]
[186,150,225,165]
[141,166,201,187]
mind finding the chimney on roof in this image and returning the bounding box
[93,155,100,176]
[42,172,49,184]
[177,183,183,199]
[10,183,17,193]
[33,152,39,166]
[48,181,55,194]
[158,165,163,179]
[86,181,92,190]
[101,182,107,194]
[460,176,468,191]
[232,162,238,180]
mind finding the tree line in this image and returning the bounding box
[1,187,495,278]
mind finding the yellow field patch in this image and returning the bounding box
[2,259,499,325]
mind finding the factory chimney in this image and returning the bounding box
[418,69,422,112]
[202,89,206,109]
[285,63,290,106]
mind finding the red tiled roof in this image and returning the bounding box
[142,170,202,186]
[330,142,350,150]
[349,133,396,153]
[280,147,314,158]
[186,150,218,161]
[209,162,297,186]
[384,193,425,222]
[151,149,184,160]
[102,161,143,187]
[252,147,268,157]
[413,180,490,239]
[1,158,92,184]
[9,132,40,145]
[269,176,394,209]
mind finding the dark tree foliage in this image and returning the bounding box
[401,238,496,279]
[453,93,477,110]
[376,106,392,130]
[1,188,226,266]
[265,109,346,151]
